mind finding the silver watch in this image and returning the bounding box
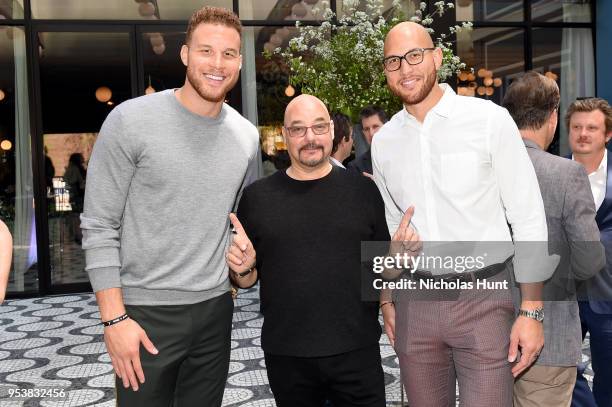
[518,308,544,322]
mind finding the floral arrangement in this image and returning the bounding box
[266,0,472,121]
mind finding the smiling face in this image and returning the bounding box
[180,23,242,103]
[383,22,442,106]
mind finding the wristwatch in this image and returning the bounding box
[518,308,544,322]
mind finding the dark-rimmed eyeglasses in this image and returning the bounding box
[383,48,436,72]
[284,122,331,138]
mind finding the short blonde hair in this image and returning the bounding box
[565,98,612,133]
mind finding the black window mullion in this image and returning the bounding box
[24,0,52,296]
[524,0,532,71]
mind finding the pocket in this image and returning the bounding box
[441,152,480,197]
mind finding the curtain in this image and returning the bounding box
[559,1,595,156]
[12,27,36,291]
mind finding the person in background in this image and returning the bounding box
[503,71,605,407]
[567,97,612,407]
[64,152,86,244]
[0,219,12,304]
[330,112,353,168]
[44,146,56,208]
[347,106,387,177]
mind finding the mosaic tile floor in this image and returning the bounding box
[0,287,594,406]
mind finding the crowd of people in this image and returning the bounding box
[1,5,611,407]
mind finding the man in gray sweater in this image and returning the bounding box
[81,7,259,406]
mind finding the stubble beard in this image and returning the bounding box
[186,64,238,103]
[393,65,437,106]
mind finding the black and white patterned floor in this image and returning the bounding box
[0,287,594,406]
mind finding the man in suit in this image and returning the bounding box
[568,97,612,407]
[503,72,605,407]
[347,106,387,176]
[329,112,353,168]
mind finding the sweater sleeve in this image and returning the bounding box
[81,108,138,292]
[232,135,262,212]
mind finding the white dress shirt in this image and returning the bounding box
[371,84,551,283]
[573,150,607,211]
[329,156,346,169]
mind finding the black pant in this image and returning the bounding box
[116,292,233,407]
[265,344,386,407]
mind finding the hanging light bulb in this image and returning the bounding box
[153,43,166,55]
[145,75,156,94]
[138,2,156,17]
[285,84,295,97]
[95,86,112,103]
[0,89,5,101]
[1,140,12,151]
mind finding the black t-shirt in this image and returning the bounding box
[237,166,390,357]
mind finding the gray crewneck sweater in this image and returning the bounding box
[81,89,260,305]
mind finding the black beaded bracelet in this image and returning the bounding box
[101,313,129,327]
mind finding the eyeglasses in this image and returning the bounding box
[383,47,436,72]
[284,122,331,138]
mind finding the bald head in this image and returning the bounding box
[384,22,434,55]
[282,94,334,171]
[284,94,330,126]
[383,22,442,107]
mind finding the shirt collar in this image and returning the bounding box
[400,83,455,124]
[598,149,608,173]
[572,149,607,176]
[431,83,455,118]
[329,156,346,169]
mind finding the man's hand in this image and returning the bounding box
[381,303,396,347]
[362,172,374,180]
[383,207,420,280]
[104,318,158,391]
[508,315,544,377]
[227,213,256,274]
[392,206,420,252]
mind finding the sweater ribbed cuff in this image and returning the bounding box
[87,266,122,292]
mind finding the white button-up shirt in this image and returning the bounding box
[372,84,550,283]
[573,150,607,211]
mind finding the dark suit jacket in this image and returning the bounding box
[347,149,372,175]
[591,153,612,313]
[525,139,605,365]
[566,150,612,314]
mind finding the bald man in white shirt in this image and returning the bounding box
[374,22,552,407]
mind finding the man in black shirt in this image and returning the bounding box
[226,94,392,407]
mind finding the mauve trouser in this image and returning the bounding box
[394,271,515,407]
